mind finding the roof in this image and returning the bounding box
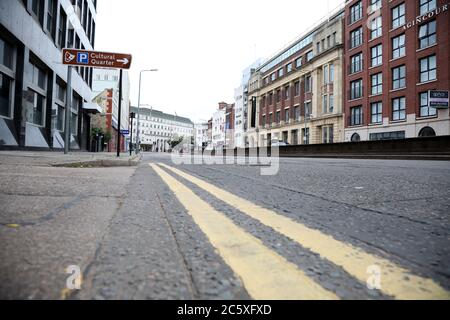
[130,107,193,125]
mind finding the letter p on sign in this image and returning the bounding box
[77,52,89,64]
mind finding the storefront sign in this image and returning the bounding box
[403,4,448,30]
[429,90,449,109]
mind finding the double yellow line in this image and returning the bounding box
[150,163,450,300]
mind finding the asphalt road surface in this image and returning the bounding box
[1,152,449,300]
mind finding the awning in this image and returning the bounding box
[83,102,103,114]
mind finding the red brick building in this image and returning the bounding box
[92,89,126,152]
[344,0,450,141]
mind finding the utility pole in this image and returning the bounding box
[64,66,72,154]
[129,112,135,156]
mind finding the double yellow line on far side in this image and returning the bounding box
[155,163,450,300]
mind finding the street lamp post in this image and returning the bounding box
[136,69,158,154]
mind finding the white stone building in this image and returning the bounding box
[194,122,209,151]
[130,107,194,152]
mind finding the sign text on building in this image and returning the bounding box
[429,90,449,109]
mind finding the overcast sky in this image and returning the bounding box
[95,0,344,123]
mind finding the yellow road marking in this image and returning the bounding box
[150,163,338,300]
[158,163,450,300]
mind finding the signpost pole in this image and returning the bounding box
[129,114,134,156]
[117,69,123,158]
[64,66,72,154]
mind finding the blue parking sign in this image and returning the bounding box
[77,52,89,64]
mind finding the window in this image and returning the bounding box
[350,27,363,49]
[350,53,363,74]
[322,95,328,113]
[286,63,293,73]
[302,127,310,144]
[269,93,273,104]
[371,73,383,95]
[284,86,289,100]
[24,88,45,126]
[419,20,436,49]
[391,35,405,60]
[306,51,314,62]
[371,44,382,67]
[24,61,47,126]
[419,92,437,117]
[305,75,312,92]
[0,73,13,118]
[47,0,57,39]
[329,64,334,83]
[276,111,280,123]
[31,0,44,26]
[329,94,334,113]
[284,109,290,122]
[53,80,66,131]
[323,65,329,85]
[278,68,284,77]
[350,106,362,126]
[295,57,302,68]
[262,115,266,127]
[276,89,281,103]
[57,7,67,48]
[370,131,405,140]
[350,1,363,24]
[370,0,382,12]
[0,37,15,118]
[294,81,300,96]
[271,73,276,81]
[294,105,300,120]
[392,3,405,29]
[370,16,382,39]
[371,102,383,123]
[420,0,437,15]
[420,55,436,82]
[322,125,334,144]
[350,79,363,100]
[392,65,406,89]
[392,97,406,121]
[304,101,312,117]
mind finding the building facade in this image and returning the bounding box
[246,9,345,147]
[234,60,263,148]
[1,0,98,150]
[129,107,194,152]
[194,122,208,151]
[344,0,450,141]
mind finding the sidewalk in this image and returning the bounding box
[0,151,141,167]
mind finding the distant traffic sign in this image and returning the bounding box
[62,49,132,69]
[429,90,449,109]
[120,130,130,135]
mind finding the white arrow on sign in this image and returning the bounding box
[117,58,129,65]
